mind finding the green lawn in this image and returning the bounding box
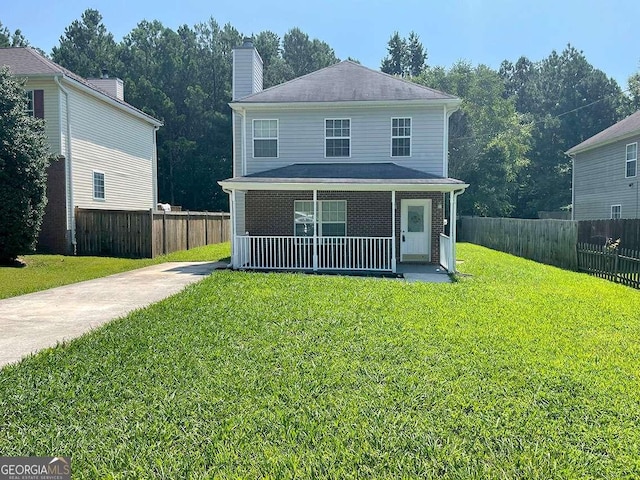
[1,243,639,478]
[0,243,231,299]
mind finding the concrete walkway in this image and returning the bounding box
[0,261,223,368]
[396,263,452,283]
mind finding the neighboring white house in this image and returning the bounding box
[219,38,468,273]
[567,110,640,220]
[0,47,163,253]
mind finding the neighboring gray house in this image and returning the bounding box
[219,39,468,273]
[0,47,163,254]
[567,110,640,220]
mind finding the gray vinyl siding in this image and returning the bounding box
[573,135,640,220]
[66,84,156,212]
[233,49,263,100]
[243,105,445,176]
[23,78,61,155]
[233,111,244,175]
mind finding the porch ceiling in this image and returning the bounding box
[219,163,469,192]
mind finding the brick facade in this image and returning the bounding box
[37,157,70,254]
[244,190,445,264]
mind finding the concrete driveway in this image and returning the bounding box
[0,261,223,368]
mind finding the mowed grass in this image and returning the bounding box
[0,243,231,299]
[1,243,640,478]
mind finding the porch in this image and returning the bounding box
[218,163,467,274]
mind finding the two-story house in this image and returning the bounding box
[219,39,468,273]
[567,110,640,220]
[0,47,163,254]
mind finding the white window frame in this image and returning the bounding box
[626,142,637,178]
[324,118,351,158]
[252,119,279,158]
[93,170,106,201]
[391,117,412,157]
[25,90,34,117]
[611,204,621,219]
[294,200,347,237]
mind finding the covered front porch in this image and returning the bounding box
[218,163,468,274]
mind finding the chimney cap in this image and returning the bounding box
[242,37,254,48]
[101,68,109,79]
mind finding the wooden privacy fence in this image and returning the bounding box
[75,208,230,258]
[459,217,578,270]
[578,219,640,250]
[577,243,640,289]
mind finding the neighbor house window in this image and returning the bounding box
[325,119,350,157]
[391,117,411,157]
[294,200,346,236]
[611,204,621,219]
[93,171,105,200]
[253,119,278,157]
[626,143,637,178]
[25,90,34,117]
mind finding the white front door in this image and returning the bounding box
[400,199,431,262]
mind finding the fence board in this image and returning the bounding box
[459,217,578,270]
[76,208,230,258]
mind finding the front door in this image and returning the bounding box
[400,199,431,262]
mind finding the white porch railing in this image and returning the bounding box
[439,233,452,272]
[235,235,393,271]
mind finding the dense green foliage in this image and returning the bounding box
[0,242,230,299]
[1,244,639,478]
[0,68,52,263]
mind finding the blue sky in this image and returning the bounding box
[3,0,639,88]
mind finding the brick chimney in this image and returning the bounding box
[232,37,263,100]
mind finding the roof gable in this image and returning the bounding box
[0,47,162,126]
[235,61,458,104]
[567,110,640,155]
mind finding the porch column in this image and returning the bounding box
[313,189,318,271]
[391,191,397,272]
[449,190,456,273]
[230,189,237,267]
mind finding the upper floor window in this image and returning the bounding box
[325,119,350,157]
[611,204,621,219]
[25,90,34,117]
[626,143,637,178]
[93,171,105,200]
[391,118,411,157]
[253,119,278,158]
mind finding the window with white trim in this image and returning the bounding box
[391,117,411,157]
[325,119,350,157]
[24,90,34,117]
[626,143,637,178]
[253,119,278,157]
[611,204,621,219]
[294,200,346,236]
[93,171,105,200]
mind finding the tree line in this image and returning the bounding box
[2,13,639,217]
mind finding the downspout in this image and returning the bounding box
[55,76,76,253]
[152,125,160,207]
[569,153,575,221]
[241,108,247,176]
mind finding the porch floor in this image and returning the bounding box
[396,263,452,283]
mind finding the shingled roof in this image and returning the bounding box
[0,47,162,126]
[566,110,640,155]
[233,61,459,104]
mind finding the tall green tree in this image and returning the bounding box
[0,22,28,47]
[52,9,119,78]
[628,70,640,111]
[501,45,626,216]
[282,28,339,78]
[381,31,427,77]
[407,31,427,76]
[418,62,531,216]
[0,68,52,264]
[254,30,293,88]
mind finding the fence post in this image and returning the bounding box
[205,212,209,246]
[186,211,190,250]
[614,250,619,283]
[220,215,224,242]
[162,210,167,255]
[149,208,154,258]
